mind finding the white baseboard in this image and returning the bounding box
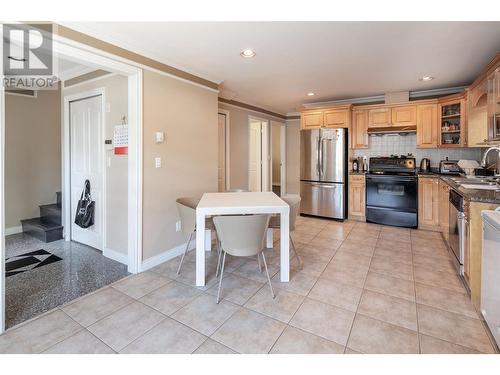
[103,247,129,266]
[140,239,196,272]
[5,226,23,236]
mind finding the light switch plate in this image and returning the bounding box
[155,131,165,144]
[155,157,162,168]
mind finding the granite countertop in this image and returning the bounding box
[347,169,499,204]
[349,171,366,175]
[439,176,500,205]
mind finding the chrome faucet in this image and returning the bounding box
[481,146,500,177]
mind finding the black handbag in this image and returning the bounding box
[74,179,95,228]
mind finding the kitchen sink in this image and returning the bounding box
[449,177,500,190]
[460,184,500,191]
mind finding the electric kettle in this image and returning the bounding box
[420,158,431,172]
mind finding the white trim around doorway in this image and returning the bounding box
[0,34,143,335]
[0,82,5,334]
[218,109,231,191]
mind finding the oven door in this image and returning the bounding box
[366,175,417,211]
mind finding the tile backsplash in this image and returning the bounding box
[352,133,482,167]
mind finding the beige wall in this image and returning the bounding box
[218,103,284,190]
[286,119,300,194]
[5,89,62,229]
[143,70,218,260]
[63,74,129,255]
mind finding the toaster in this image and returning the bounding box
[439,160,462,175]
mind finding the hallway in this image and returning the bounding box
[5,233,129,328]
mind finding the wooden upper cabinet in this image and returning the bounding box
[324,109,349,128]
[416,104,438,148]
[301,110,323,129]
[391,105,417,126]
[467,80,488,147]
[351,109,369,149]
[438,97,466,147]
[418,177,440,230]
[368,108,391,127]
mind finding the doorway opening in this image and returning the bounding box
[0,36,143,333]
[270,120,286,196]
[248,116,270,192]
[218,110,230,191]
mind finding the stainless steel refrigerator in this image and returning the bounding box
[300,128,348,219]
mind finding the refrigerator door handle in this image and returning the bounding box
[310,182,338,189]
[318,136,323,178]
[316,135,321,177]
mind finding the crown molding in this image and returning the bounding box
[302,86,468,108]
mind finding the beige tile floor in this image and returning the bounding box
[0,217,498,354]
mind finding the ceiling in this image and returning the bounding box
[62,22,500,114]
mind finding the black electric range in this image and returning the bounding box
[365,157,418,228]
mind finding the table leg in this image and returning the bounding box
[196,212,206,286]
[280,210,290,282]
[266,228,273,248]
[205,229,212,251]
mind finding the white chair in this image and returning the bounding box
[213,214,275,303]
[175,197,220,275]
[268,194,303,269]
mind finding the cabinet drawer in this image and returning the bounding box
[349,175,365,183]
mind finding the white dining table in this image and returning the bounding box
[195,191,290,286]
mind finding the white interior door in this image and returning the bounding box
[261,120,270,192]
[248,119,262,192]
[218,113,226,192]
[70,95,104,250]
[280,124,287,195]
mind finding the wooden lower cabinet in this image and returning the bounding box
[418,177,440,231]
[467,201,498,309]
[438,179,450,242]
[348,175,366,221]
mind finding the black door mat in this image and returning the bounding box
[6,249,63,277]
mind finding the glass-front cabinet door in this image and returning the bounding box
[439,99,466,147]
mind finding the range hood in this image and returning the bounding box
[367,125,417,135]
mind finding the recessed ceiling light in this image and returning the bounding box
[240,49,256,58]
[419,76,434,82]
[307,92,315,96]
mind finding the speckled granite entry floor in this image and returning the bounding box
[5,233,129,329]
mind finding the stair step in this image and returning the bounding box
[39,203,61,225]
[56,192,62,208]
[21,218,63,243]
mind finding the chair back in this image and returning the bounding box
[176,197,199,235]
[227,189,248,192]
[214,214,270,257]
[281,194,301,231]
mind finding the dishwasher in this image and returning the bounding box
[481,209,500,348]
[449,190,465,275]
